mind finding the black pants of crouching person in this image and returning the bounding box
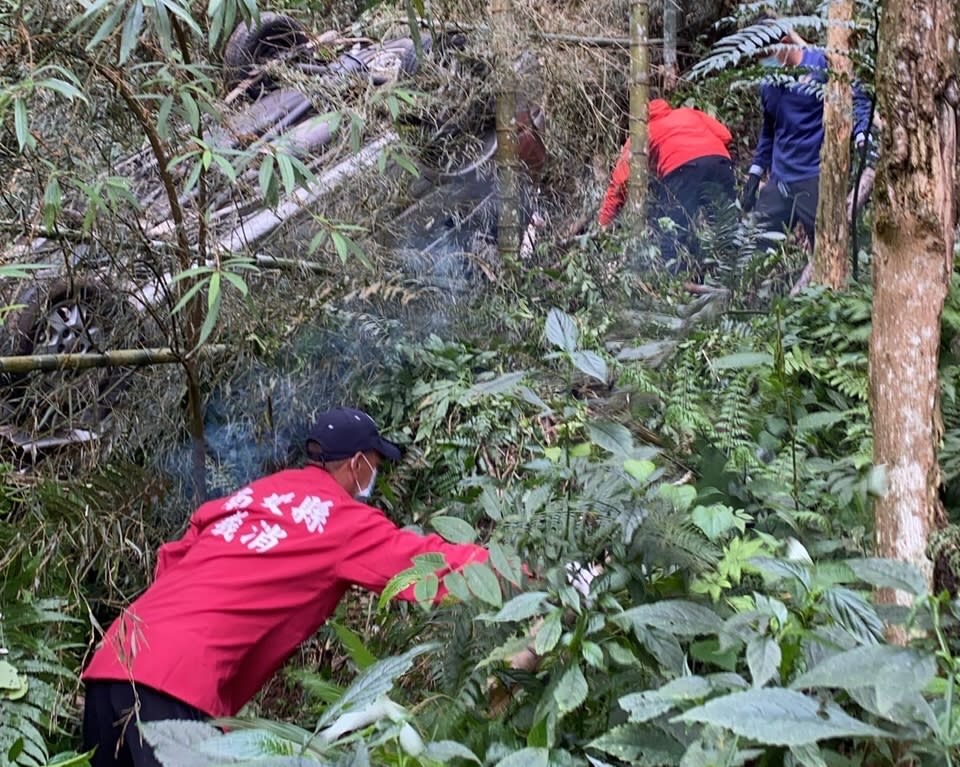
[751,173,820,250]
[82,681,208,767]
[658,155,737,267]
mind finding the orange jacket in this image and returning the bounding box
[598,100,733,226]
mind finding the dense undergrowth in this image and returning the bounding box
[3,0,960,765]
[4,234,960,764]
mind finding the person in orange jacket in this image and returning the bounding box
[598,99,736,264]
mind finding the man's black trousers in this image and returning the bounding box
[82,681,207,767]
[752,174,820,247]
[659,155,736,264]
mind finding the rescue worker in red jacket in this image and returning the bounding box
[81,407,492,767]
[598,98,736,264]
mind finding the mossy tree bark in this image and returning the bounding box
[870,0,957,619]
[813,0,853,288]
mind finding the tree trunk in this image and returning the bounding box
[662,0,678,92]
[491,0,521,258]
[870,0,957,615]
[812,0,853,288]
[626,0,650,223]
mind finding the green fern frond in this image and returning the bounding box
[630,505,720,573]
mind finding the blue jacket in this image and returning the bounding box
[750,48,872,183]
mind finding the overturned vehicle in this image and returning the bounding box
[0,11,546,460]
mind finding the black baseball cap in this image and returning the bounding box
[306,407,402,462]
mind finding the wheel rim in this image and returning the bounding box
[35,299,104,355]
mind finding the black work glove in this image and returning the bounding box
[741,173,761,213]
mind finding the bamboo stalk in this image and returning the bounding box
[626,0,650,222]
[0,345,227,374]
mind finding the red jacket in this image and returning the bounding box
[598,99,733,226]
[82,466,488,717]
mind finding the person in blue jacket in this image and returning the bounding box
[740,22,873,246]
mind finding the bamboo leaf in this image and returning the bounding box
[119,0,145,64]
[42,176,62,229]
[159,0,203,36]
[180,91,200,133]
[87,2,126,51]
[196,274,221,347]
[36,77,86,102]
[277,153,296,195]
[331,231,350,264]
[221,271,248,297]
[317,645,436,727]
[466,371,528,398]
[13,98,32,151]
[171,277,207,315]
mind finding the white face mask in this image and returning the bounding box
[760,55,781,68]
[354,454,377,500]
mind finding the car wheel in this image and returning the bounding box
[224,12,311,95]
[3,278,141,441]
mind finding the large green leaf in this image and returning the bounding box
[712,352,773,370]
[615,600,723,637]
[588,724,685,765]
[488,541,524,585]
[466,371,529,398]
[676,688,888,745]
[463,563,502,607]
[620,676,711,723]
[845,558,928,597]
[482,592,550,623]
[588,421,634,456]
[534,609,564,655]
[545,308,578,352]
[494,747,549,767]
[424,741,482,764]
[318,645,435,727]
[554,664,588,714]
[790,645,936,713]
[572,351,608,383]
[430,516,477,543]
[746,636,781,688]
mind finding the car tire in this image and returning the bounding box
[224,12,311,95]
[3,278,140,437]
